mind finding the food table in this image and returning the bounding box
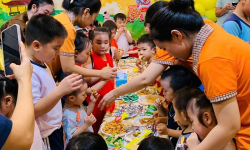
[98,58,167,150]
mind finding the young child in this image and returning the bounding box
[223,0,250,44]
[26,14,83,150]
[186,91,236,150]
[172,87,203,150]
[103,20,124,67]
[137,136,174,150]
[0,76,43,150]
[155,65,201,147]
[63,79,99,144]
[66,132,108,150]
[83,27,115,133]
[135,34,156,73]
[114,13,133,59]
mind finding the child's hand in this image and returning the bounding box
[156,123,168,135]
[136,58,143,70]
[90,92,100,103]
[9,41,33,81]
[123,27,128,33]
[84,113,96,126]
[100,67,117,80]
[118,27,124,34]
[153,111,159,118]
[186,133,200,150]
[58,74,83,95]
[154,98,162,108]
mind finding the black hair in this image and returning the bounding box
[62,0,101,15]
[173,87,202,114]
[28,0,54,11]
[26,14,67,46]
[150,0,204,42]
[137,34,156,49]
[187,92,217,128]
[89,27,111,42]
[161,65,201,92]
[145,1,169,24]
[114,13,126,22]
[137,136,174,150]
[66,132,108,150]
[75,30,91,53]
[103,20,117,31]
[0,76,18,108]
[93,20,101,27]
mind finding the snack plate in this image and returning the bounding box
[138,95,165,105]
[100,117,133,137]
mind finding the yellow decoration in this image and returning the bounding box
[194,4,206,16]
[154,83,162,93]
[205,8,218,22]
[194,0,202,4]
[0,49,4,71]
[201,0,217,10]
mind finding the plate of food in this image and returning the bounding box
[134,116,155,125]
[100,119,133,137]
[114,104,142,118]
[138,95,165,105]
[122,93,139,103]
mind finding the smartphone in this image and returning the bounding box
[232,2,238,6]
[1,24,21,76]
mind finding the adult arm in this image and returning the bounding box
[98,62,167,109]
[2,42,34,150]
[216,3,235,17]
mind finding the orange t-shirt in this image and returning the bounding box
[196,20,250,150]
[47,12,76,79]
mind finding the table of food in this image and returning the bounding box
[98,58,167,150]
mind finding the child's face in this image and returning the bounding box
[75,43,92,64]
[73,83,88,106]
[242,0,250,17]
[160,77,174,102]
[92,33,110,55]
[115,18,126,29]
[33,4,54,16]
[187,109,211,140]
[32,37,65,64]
[144,23,150,34]
[137,43,155,61]
[173,100,190,127]
[111,29,116,39]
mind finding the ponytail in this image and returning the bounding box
[150,0,204,42]
[62,0,101,15]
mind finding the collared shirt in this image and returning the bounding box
[0,12,29,43]
[194,19,250,150]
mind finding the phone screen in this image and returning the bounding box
[1,25,21,76]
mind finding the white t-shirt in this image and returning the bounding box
[216,0,238,26]
[116,30,131,57]
[31,62,62,138]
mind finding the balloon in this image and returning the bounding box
[194,0,202,4]
[201,0,217,10]
[194,4,206,16]
[205,8,218,22]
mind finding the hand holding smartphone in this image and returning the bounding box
[1,24,21,76]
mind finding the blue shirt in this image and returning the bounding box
[223,13,250,44]
[0,114,12,149]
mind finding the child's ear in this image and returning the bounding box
[203,112,213,126]
[83,8,90,16]
[75,51,79,57]
[32,40,42,52]
[4,95,13,107]
[152,47,156,54]
[68,95,75,102]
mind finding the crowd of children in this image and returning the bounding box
[0,0,250,150]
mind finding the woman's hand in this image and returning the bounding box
[186,133,201,150]
[9,41,32,82]
[100,67,117,80]
[98,90,117,110]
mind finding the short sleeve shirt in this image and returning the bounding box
[0,114,12,149]
[62,105,93,144]
[193,19,250,149]
[216,0,238,26]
